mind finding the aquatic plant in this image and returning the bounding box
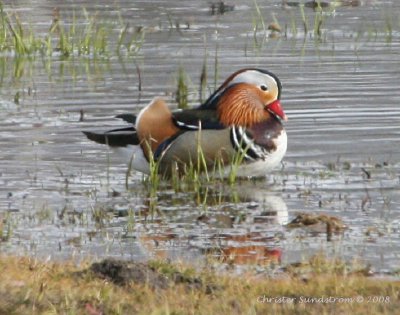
[175,66,189,109]
[299,4,309,35]
[251,0,268,48]
[116,23,145,56]
[0,6,42,55]
[0,5,144,58]
[199,48,208,103]
[213,42,220,90]
[252,0,266,36]
[383,11,393,43]
[0,214,11,242]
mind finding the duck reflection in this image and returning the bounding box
[135,179,288,265]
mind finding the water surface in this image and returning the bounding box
[1,0,399,274]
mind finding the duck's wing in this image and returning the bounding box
[172,108,225,130]
[135,98,180,156]
[150,107,226,160]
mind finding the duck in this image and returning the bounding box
[83,68,288,178]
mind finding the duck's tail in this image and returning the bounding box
[83,112,140,147]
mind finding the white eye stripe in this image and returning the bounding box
[204,69,280,108]
[229,70,277,88]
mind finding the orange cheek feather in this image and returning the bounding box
[217,84,272,127]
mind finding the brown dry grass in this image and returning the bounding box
[0,255,399,315]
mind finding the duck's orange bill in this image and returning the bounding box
[266,100,288,121]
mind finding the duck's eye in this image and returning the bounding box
[260,85,268,91]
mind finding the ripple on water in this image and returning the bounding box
[0,0,399,273]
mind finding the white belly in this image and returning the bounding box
[113,145,150,175]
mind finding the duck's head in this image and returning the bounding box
[202,68,287,127]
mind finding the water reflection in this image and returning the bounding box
[130,180,288,265]
[0,0,399,273]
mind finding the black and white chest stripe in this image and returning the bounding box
[230,126,271,161]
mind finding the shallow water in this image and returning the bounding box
[1,0,400,273]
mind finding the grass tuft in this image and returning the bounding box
[0,254,399,315]
[0,6,144,58]
[176,66,189,109]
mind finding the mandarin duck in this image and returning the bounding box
[83,68,288,178]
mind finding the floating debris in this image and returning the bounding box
[339,0,361,7]
[287,213,346,241]
[283,0,361,9]
[282,0,330,9]
[304,0,330,9]
[268,22,282,33]
[210,1,235,15]
[281,0,302,8]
